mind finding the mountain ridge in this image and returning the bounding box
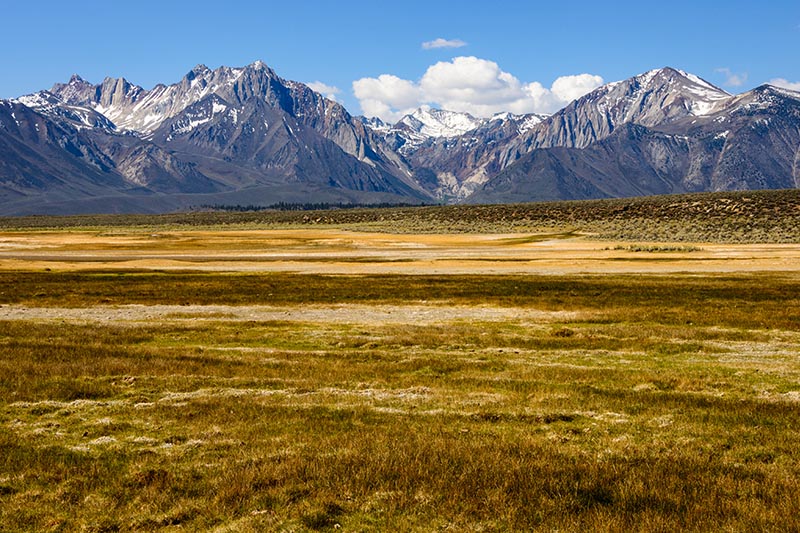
[1,61,430,214]
[1,63,798,215]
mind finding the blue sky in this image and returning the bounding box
[3,0,799,120]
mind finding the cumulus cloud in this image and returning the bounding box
[768,78,800,92]
[422,38,467,50]
[352,56,603,122]
[715,68,748,87]
[551,74,606,102]
[306,81,342,101]
[353,74,424,122]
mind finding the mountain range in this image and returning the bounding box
[1,62,798,215]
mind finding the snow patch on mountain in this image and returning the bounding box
[53,63,254,136]
[399,106,484,138]
[13,91,117,131]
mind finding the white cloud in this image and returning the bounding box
[352,56,603,122]
[768,78,800,92]
[715,68,748,87]
[353,74,424,122]
[551,74,606,102]
[422,38,467,50]
[306,81,341,101]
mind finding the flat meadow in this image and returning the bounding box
[1,191,800,531]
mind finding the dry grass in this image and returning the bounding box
[0,189,798,530]
[1,271,798,330]
[1,270,800,531]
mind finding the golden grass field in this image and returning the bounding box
[1,207,800,531]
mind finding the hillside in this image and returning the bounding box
[1,189,798,244]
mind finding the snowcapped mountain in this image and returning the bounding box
[0,63,798,214]
[361,107,489,158]
[397,107,484,139]
[468,72,800,203]
[405,67,748,202]
[49,65,253,135]
[358,107,549,200]
[0,61,427,214]
[47,61,408,173]
[523,67,731,150]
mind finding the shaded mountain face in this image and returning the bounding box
[1,62,427,215]
[1,64,799,215]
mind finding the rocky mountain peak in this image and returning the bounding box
[586,67,728,116]
[4,62,798,215]
[97,76,144,110]
[188,64,211,78]
[51,74,96,105]
[524,66,732,152]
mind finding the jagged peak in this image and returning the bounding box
[242,60,279,79]
[101,75,133,87]
[184,64,211,82]
[50,74,94,97]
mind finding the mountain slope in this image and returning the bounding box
[524,67,730,150]
[1,63,799,215]
[468,83,800,203]
[0,100,129,198]
[1,61,431,214]
[401,68,734,202]
[364,110,548,201]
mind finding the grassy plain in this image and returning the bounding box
[1,192,800,531]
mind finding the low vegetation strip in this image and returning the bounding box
[1,189,798,243]
[1,271,798,330]
[1,270,800,530]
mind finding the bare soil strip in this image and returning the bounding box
[0,303,581,325]
[1,229,800,274]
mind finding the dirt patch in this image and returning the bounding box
[0,303,582,325]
